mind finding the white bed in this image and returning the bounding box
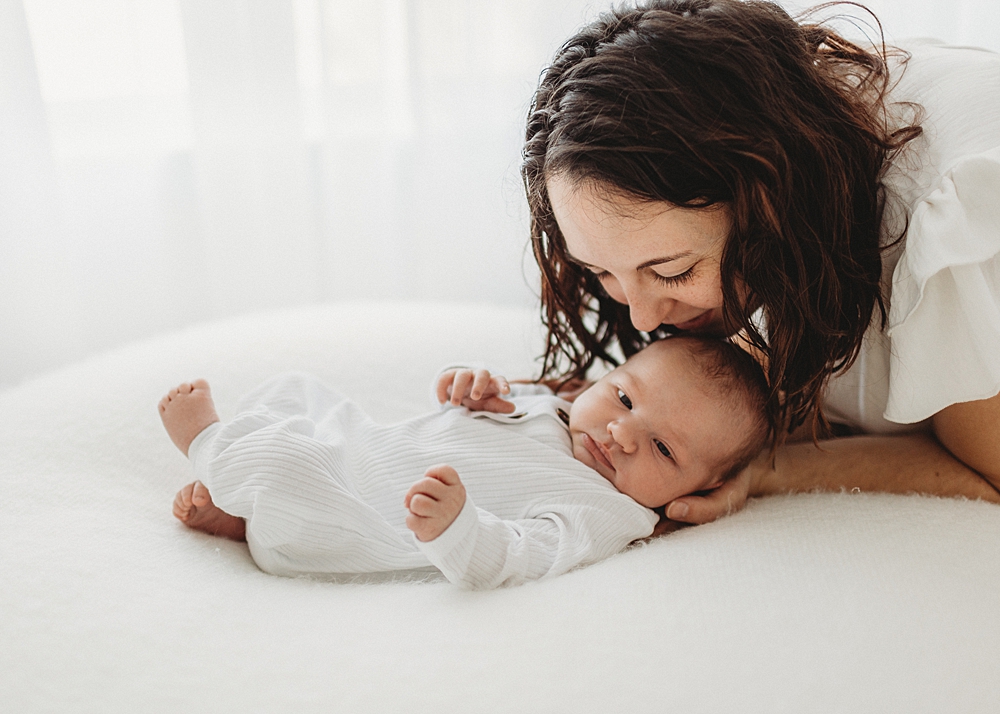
[3,301,999,713]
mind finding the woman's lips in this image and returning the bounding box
[673,310,715,332]
[582,433,615,472]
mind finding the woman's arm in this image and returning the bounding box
[664,391,1000,524]
[753,431,1000,503]
[932,390,1000,489]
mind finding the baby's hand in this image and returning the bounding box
[405,465,466,542]
[436,368,514,414]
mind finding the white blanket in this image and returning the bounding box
[2,301,999,713]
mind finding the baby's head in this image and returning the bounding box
[569,337,769,508]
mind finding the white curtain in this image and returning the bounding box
[2,0,998,388]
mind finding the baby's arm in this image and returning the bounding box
[404,465,466,542]
[408,486,657,589]
[436,368,514,414]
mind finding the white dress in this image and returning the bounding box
[187,372,657,589]
[822,40,1000,433]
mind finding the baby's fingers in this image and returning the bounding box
[470,369,495,401]
[407,492,440,517]
[404,472,455,513]
[436,369,459,404]
[450,370,475,405]
[405,466,465,542]
[424,464,461,486]
[476,396,516,414]
[403,478,438,511]
[491,375,510,397]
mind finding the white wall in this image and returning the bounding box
[1,0,997,388]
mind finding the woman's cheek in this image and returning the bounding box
[685,279,725,310]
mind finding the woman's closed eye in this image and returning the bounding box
[651,267,695,286]
[617,388,633,409]
[590,267,694,287]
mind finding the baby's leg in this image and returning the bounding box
[159,379,220,456]
[173,480,246,542]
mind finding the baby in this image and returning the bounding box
[161,336,768,589]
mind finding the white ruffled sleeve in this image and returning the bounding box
[884,146,1000,423]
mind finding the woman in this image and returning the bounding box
[522,0,1000,525]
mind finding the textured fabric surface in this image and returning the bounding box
[2,301,1000,713]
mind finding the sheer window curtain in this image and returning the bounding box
[2,0,998,388]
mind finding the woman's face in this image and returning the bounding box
[547,175,731,335]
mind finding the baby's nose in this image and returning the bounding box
[608,420,637,453]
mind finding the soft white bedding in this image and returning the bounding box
[2,301,999,713]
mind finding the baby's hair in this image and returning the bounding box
[673,336,771,483]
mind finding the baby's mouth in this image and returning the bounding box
[582,433,615,473]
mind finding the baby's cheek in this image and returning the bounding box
[569,440,591,469]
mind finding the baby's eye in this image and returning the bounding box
[655,440,672,458]
[617,388,632,409]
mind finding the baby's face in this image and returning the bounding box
[568,339,748,508]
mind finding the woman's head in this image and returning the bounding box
[523,0,920,438]
[547,175,730,335]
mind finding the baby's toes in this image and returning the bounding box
[191,481,212,508]
[173,484,195,520]
[178,382,194,395]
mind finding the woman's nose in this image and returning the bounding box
[607,420,637,454]
[629,303,669,333]
[619,280,673,332]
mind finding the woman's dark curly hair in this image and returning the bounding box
[522,0,921,441]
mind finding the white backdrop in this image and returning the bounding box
[1,0,998,388]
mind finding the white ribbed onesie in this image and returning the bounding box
[188,372,657,589]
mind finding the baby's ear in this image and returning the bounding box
[698,478,726,494]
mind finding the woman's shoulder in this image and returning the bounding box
[866,41,1000,426]
[890,39,1000,109]
[879,40,1000,265]
[883,40,1000,200]
[824,41,1000,431]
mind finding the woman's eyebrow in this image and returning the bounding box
[637,251,693,270]
[565,250,694,270]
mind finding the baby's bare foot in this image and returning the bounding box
[173,481,246,541]
[159,379,220,457]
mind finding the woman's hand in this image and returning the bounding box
[663,463,756,525]
[436,368,514,414]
